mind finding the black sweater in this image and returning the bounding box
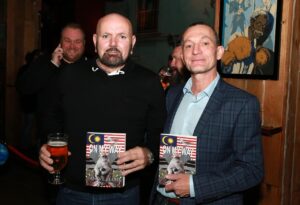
[16,55,88,139]
[45,58,166,192]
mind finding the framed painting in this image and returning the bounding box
[219,0,282,80]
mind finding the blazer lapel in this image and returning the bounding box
[165,79,227,135]
[164,86,184,133]
[193,79,226,136]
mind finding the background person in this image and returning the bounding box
[159,46,189,92]
[169,45,190,85]
[16,23,87,143]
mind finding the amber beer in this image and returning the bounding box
[47,141,68,171]
[47,133,68,184]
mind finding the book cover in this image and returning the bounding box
[85,132,126,188]
[158,133,197,186]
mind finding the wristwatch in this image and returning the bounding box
[147,150,154,165]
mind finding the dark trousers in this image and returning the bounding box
[56,186,140,205]
[153,192,180,205]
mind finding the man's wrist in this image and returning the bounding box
[50,60,60,67]
[146,149,154,165]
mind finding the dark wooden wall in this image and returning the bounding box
[283,0,300,203]
[5,0,41,145]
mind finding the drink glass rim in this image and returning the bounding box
[47,133,68,142]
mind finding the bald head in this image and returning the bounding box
[96,13,134,36]
[93,13,136,73]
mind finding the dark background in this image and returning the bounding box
[41,0,105,57]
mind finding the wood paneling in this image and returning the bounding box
[262,133,283,186]
[259,184,281,205]
[5,0,41,145]
[285,0,300,203]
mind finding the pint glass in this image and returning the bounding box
[47,133,68,185]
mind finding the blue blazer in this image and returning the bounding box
[151,78,264,205]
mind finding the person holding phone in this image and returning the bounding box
[16,23,87,143]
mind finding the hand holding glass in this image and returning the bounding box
[47,133,68,185]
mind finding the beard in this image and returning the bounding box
[98,47,127,68]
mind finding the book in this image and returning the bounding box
[158,133,197,186]
[85,132,126,188]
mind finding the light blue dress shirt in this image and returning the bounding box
[157,74,220,198]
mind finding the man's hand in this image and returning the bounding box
[51,44,63,67]
[39,144,71,174]
[39,144,55,173]
[165,173,190,198]
[117,146,152,176]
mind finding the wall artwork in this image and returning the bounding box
[219,0,282,79]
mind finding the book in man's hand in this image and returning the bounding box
[158,133,197,186]
[85,132,126,188]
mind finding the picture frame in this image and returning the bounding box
[219,0,282,80]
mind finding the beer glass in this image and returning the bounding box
[47,133,68,185]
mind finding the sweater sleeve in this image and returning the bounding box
[16,55,59,95]
[144,75,167,161]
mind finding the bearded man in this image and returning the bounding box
[39,13,166,205]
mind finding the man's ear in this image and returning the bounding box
[131,35,136,49]
[93,34,97,53]
[216,45,225,60]
[93,34,97,46]
[180,48,186,65]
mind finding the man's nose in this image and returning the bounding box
[69,41,80,49]
[193,44,202,54]
[109,37,117,46]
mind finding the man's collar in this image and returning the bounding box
[107,69,125,76]
[183,74,220,97]
[91,58,133,75]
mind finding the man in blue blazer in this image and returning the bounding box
[150,22,264,205]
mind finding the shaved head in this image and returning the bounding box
[96,13,134,36]
[93,13,136,73]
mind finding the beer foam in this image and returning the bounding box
[48,141,67,147]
